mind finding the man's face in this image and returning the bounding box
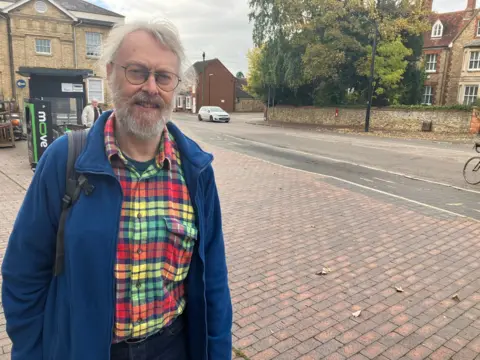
[92,100,98,107]
[107,30,180,140]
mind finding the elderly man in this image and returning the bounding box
[81,98,103,127]
[2,20,232,360]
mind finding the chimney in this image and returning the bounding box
[466,0,477,12]
[422,0,433,11]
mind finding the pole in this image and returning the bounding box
[365,24,378,133]
[202,52,205,107]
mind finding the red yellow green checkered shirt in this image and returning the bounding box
[104,113,197,343]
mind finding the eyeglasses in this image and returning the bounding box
[113,62,181,92]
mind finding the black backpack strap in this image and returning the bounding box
[54,130,89,276]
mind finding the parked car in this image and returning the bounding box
[198,106,230,122]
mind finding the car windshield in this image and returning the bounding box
[209,107,224,112]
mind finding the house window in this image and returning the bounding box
[464,86,479,105]
[469,51,480,70]
[425,54,437,72]
[176,96,184,108]
[431,21,443,38]
[185,96,192,109]
[86,78,104,103]
[86,32,102,57]
[422,86,433,105]
[477,21,480,37]
[35,39,51,54]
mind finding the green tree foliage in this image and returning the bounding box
[247,0,430,106]
[236,71,245,78]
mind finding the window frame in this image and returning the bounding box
[422,86,433,105]
[35,39,51,55]
[464,85,479,105]
[85,32,102,58]
[431,21,443,38]
[469,51,480,71]
[425,54,438,73]
[86,78,104,104]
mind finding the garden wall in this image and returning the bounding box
[268,106,473,133]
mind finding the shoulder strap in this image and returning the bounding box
[54,129,89,276]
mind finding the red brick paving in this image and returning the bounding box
[1,141,480,359]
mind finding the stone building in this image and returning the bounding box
[422,0,480,105]
[0,0,123,123]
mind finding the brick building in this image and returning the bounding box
[0,0,123,123]
[191,58,236,113]
[422,0,480,105]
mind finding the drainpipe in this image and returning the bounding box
[6,15,16,100]
[73,20,82,68]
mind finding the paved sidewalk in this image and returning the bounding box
[1,141,480,360]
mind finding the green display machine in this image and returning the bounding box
[24,99,54,171]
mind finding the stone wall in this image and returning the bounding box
[235,99,264,112]
[269,106,473,133]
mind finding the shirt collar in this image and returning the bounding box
[104,111,172,170]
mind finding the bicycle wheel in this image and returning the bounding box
[463,156,480,185]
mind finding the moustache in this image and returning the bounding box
[130,92,166,109]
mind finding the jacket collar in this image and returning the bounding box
[75,110,213,175]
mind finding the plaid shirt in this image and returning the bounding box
[104,113,197,343]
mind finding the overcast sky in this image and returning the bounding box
[91,0,478,76]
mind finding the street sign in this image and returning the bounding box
[16,79,26,89]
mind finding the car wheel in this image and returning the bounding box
[210,116,214,122]
[198,115,202,121]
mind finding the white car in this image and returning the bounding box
[197,106,230,123]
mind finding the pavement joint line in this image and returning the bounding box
[206,134,477,221]
[222,133,480,195]
[0,168,28,192]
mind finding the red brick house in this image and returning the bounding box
[191,58,236,113]
[422,0,480,105]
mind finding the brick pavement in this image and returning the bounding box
[1,141,480,360]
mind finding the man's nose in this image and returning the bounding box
[142,73,159,95]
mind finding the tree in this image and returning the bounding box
[236,71,245,78]
[247,0,430,106]
[356,37,413,104]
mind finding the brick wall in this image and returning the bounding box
[445,17,478,105]
[424,49,449,105]
[195,59,236,113]
[75,25,112,105]
[269,106,472,133]
[1,0,114,106]
[0,18,10,99]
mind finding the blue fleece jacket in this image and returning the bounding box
[1,111,232,360]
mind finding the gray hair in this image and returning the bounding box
[101,19,196,94]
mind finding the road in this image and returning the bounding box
[172,112,480,221]
[0,114,479,359]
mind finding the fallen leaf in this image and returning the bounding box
[316,267,332,276]
[395,286,404,293]
[352,310,361,318]
[452,294,460,302]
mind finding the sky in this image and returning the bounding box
[91,0,479,77]
[92,0,253,76]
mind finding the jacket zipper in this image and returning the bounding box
[80,169,123,354]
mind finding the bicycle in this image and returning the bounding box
[463,142,480,185]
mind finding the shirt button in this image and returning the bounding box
[136,282,141,288]
[137,248,142,255]
[137,213,142,219]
